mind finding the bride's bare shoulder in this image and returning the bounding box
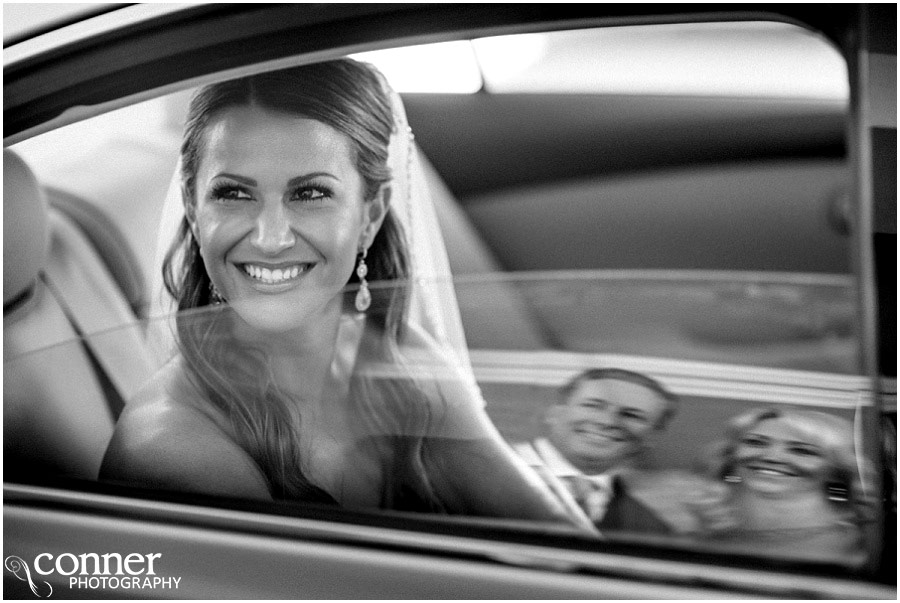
[100,360,270,499]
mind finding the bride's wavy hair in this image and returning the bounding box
[162,59,439,508]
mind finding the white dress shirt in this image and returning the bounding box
[516,438,614,522]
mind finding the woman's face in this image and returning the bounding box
[732,417,831,498]
[192,106,385,334]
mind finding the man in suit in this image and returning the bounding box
[516,368,700,535]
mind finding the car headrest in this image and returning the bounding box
[4,150,49,309]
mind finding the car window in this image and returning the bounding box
[5,20,887,583]
[356,22,849,98]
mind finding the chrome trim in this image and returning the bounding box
[452,269,856,287]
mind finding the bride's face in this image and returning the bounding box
[192,105,384,334]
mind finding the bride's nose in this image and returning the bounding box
[251,201,296,254]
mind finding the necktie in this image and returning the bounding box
[562,475,613,522]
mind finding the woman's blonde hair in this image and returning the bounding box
[700,407,875,525]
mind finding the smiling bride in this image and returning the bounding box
[99,59,591,530]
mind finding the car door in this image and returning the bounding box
[4,4,895,599]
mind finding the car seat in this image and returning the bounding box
[46,186,149,319]
[3,150,154,481]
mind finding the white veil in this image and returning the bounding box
[149,60,481,407]
[377,73,473,369]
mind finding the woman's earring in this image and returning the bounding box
[209,282,226,305]
[355,249,371,312]
[826,484,849,502]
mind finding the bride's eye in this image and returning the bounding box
[210,184,253,203]
[290,184,331,203]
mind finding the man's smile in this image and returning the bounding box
[573,422,627,443]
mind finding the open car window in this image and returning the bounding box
[4,273,880,574]
[4,15,893,598]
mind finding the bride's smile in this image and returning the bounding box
[234,261,318,295]
[240,261,316,285]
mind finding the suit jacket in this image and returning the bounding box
[599,474,673,535]
[514,438,673,535]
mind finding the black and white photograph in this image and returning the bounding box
[3,3,896,599]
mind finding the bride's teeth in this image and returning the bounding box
[243,264,307,283]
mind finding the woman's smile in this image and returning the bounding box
[238,261,317,287]
[732,418,828,496]
[744,462,800,478]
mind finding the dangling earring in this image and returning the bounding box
[355,249,371,312]
[209,282,226,305]
[826,484,849,502]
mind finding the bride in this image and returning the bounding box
[101,58,585,526]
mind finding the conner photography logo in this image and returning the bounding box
[5,552,182,598]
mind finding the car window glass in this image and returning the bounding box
[6,20,882,577]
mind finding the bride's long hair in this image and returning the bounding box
[162,60,440,508]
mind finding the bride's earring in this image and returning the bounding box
[355,249,371,312]
[209,282,226,305]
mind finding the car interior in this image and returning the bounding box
[3,149,157,480]
[3,14,894,591]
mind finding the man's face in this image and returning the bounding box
[548,378,670,474]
